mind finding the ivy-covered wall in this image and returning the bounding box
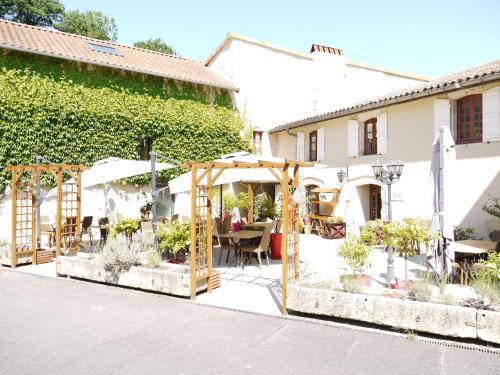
[0,50,250,189]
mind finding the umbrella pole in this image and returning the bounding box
[151,152,157,250]
[439,127,446,286]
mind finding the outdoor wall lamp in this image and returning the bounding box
[371,159,404,286]
[337,167,348,184]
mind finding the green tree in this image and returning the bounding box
[0,0,65,26]
[56,10,118,41]
[134,37,177,55]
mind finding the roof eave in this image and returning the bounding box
[0,44,239,92]
[270,73,500,133]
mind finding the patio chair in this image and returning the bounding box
[216,222,233,265]
[81,216,94,248]
[241,229,271,268]
[98,217,110,246]
[170,214,179,222]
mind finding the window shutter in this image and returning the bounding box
[433,99,451,137]
[483,87,500,142]
[317,127,325,161]
[296,132,305,160]
[376,112,388,154]
[347,120,359,157]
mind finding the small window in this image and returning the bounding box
[252,130,263,155]
[309,131,317,161]
[457,94,482,144]
[89,43,123,56]
[364,118,377,155]
[138,138,152,160]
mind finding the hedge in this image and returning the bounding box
[0,51,250,189]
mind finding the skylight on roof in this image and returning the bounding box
[88,43,123,56]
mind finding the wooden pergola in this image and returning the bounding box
[182,158,314,315]
[5,164,87,268]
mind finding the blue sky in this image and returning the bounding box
[61,0,499,78]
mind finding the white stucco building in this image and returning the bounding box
[206,33,429,156]
[269,61,500,238]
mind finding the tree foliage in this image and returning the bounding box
[0,0,64,26]
[56,10,118,41]
[134,37,177,55]
[0,51,249,190]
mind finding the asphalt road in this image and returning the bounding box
[0,268,498,375]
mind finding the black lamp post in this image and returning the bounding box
[371,159,404,286]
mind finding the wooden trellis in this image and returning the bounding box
[5,164,87,268]
[184,159,313,314]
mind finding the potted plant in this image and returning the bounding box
[156,221,191,264]
[338,235,372,287]
[223,192,249,231]
[303,217,312,235]
[324,216,346,239]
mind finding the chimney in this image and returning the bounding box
[310,44,344,56]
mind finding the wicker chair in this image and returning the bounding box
[241,229,270,268]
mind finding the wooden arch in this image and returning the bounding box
[5,164,87,268]
[183,159,314,315]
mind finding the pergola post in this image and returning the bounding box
[10,171,18,268]
[281,164,289,315]
[56,168,62,258]
[190,164,197,300]
[31,179,37,265]
[247,183,254,224]
[75,170,82,254]
[207,167,213,293]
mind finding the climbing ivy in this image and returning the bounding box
[0,51,249,189]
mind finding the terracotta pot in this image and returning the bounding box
[270,233,282,260]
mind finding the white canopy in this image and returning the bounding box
[46,157,175,198]
[81,157,174,188]
[168,152,324,194]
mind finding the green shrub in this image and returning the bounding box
[110,218,140,238]
[146,251,162,268]
[326,216,344,224]
[101,234,140,270]
[409,279,433,302]
[253,192,275,221]
[482,196,500,220]
[470,253,500,305]
[222,192,249,216]
[454,227,475,241]
[342,275,363,294]
[156,221,190,258]
[338,235,371,274]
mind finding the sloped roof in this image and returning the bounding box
[0,19,237,91]
[270,60,500,133]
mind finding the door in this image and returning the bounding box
[369,184,381,220]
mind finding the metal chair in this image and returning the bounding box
[98,217,109,246]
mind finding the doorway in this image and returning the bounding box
[369,184,381,220]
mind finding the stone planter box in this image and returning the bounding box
[287,285,500,344]
[1,246,32,266]
[56,255,207,297]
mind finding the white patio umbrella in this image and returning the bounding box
[430,126,456,279]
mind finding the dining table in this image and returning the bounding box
[453,240,498,285]
[218,230,264,268]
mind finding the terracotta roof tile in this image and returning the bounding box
[270,60,500,133]
[0,19,237,91]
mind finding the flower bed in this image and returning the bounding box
[287,285,500,344]
[56,254,206,297]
